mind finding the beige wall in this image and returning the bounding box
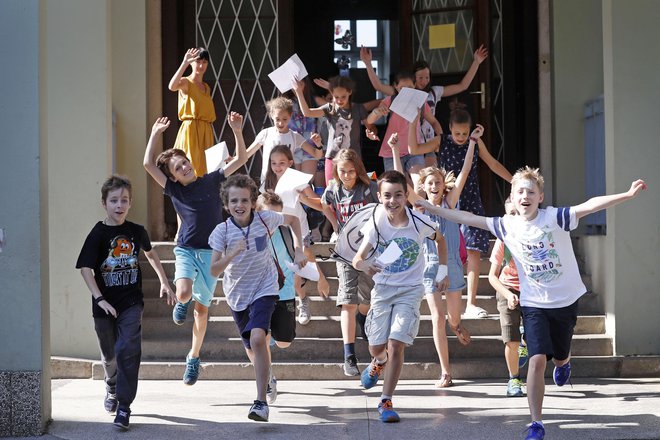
[112,0,148,226]
[551,0,603,207]
[601,0,660,355]
[48,0,113,357]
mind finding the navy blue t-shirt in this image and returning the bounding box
[164,169,225,249]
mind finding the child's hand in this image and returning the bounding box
[316,271,330,298]
[227,111,243,130]
[313,77,330,90]
[360,46,373,64]
[628,179,648,197]
[310,132,323,147]
[98,299,117,318]
[160,282,176,306]
[183,47,200,64]
[229,239,247,257]
[151,117,170,135]
[507,292,520,310]
[414,199,433,214]
[291,77,304,94]
[474,45,488,64]
[470,124,484,140]
[365,127,380,141]
[436,276,449,294]
[360,260,383,276]
[294,249,307,268]
[387,132,399,149]
[371,105,389,119]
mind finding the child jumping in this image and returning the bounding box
[209,175,306,422]
[352,170,445,423]
[143,113,247,385]
[76,175,175,430]
[415,167,647,439]
[321,148,379,376]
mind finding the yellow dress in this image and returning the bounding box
[173,77,217,176]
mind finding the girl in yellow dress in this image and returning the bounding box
[168,47,217,176]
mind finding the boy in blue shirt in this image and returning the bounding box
[143,113,247,385]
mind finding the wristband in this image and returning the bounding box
[93,296,106,305]
[435,264,448,282]
[469,136,478,143]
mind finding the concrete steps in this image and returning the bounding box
[125,240,624,379]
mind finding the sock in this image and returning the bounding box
[510,374,520,380]
[375,355,388,365]
[343,343,355,358]
[380,395,392,402]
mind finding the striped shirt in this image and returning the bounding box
[208,210,284,311]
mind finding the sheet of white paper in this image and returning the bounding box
[274,167,313,210]
[376,241,403,267]
[389,87,429,123]
[204,141,229,171]
[268,54,309,93]
[285,261,320,281]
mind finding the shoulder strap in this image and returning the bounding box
[279,225,295,260]
[256,212,282,266]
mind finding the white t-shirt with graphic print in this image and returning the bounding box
[255,127,306,182]
[361,205,438,287]
[486,206,586,309]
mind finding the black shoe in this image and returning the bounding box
[356,312,368,342]
[113,407,130,430]
[104,392,118,413]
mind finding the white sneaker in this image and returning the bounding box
[266,373,278,404]
[248,400,269,422]
[464,305,488,319]
[297,296,311,325]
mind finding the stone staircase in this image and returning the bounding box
[118,239,651,381]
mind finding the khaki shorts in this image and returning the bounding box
[365,284,424,346]
[336,261,373,306]
[496,289,522,343]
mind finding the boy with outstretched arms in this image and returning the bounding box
[143,113,247,385]
[416,167,647,439]
[352,170,446,423]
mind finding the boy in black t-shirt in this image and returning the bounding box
[76,175,174,431]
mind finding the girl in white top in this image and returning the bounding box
[262,145,330,323]
[247,96,323,184]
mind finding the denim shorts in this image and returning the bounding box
[231,295,278,349]
[522,300,579,360]
[173,247,217,307]
[382,153,426,172]
[365,284,424,346]
[423,240,466,295]
[294,147,324,164]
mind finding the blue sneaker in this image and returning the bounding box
[553,362,571,387]
[377,399,400,423]
[360,359,385,389]
[183,355,200,385]
[524,421,545,439]
[518,345,529,368]
[172,299,191,325]
[113,407,131,430]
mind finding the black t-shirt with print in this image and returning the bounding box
[76,221,151,317]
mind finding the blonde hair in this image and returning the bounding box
[418,166,456,197]
[511,166,544,193]
[266,96,293,116]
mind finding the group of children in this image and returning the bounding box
[76,46,647,439]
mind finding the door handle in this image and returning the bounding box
[469,82,486,109]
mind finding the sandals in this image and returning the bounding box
[451,324,472,346]
[436,373,453,388]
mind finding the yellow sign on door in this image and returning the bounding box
[429,23,455,49]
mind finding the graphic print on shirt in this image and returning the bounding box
[377,237,421,273]
[329,117,351,156]
[518,228,561,284]
[100,235,139,287]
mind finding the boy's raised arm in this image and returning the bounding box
[360,46,395,96]
[407,112,438,156]
[144,117,171,188]
[223,112,248,176]
[573,179,647,220]
[415,200,490,230]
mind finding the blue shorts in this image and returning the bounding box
[522,300,578,361]
[231,295,278,349]
[173,247,217,307]
[422,240,465,295]
[382,153,426,172]
[294,148,324,165]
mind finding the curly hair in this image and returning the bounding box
[418,166,456,197]
[220,174,260,207]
